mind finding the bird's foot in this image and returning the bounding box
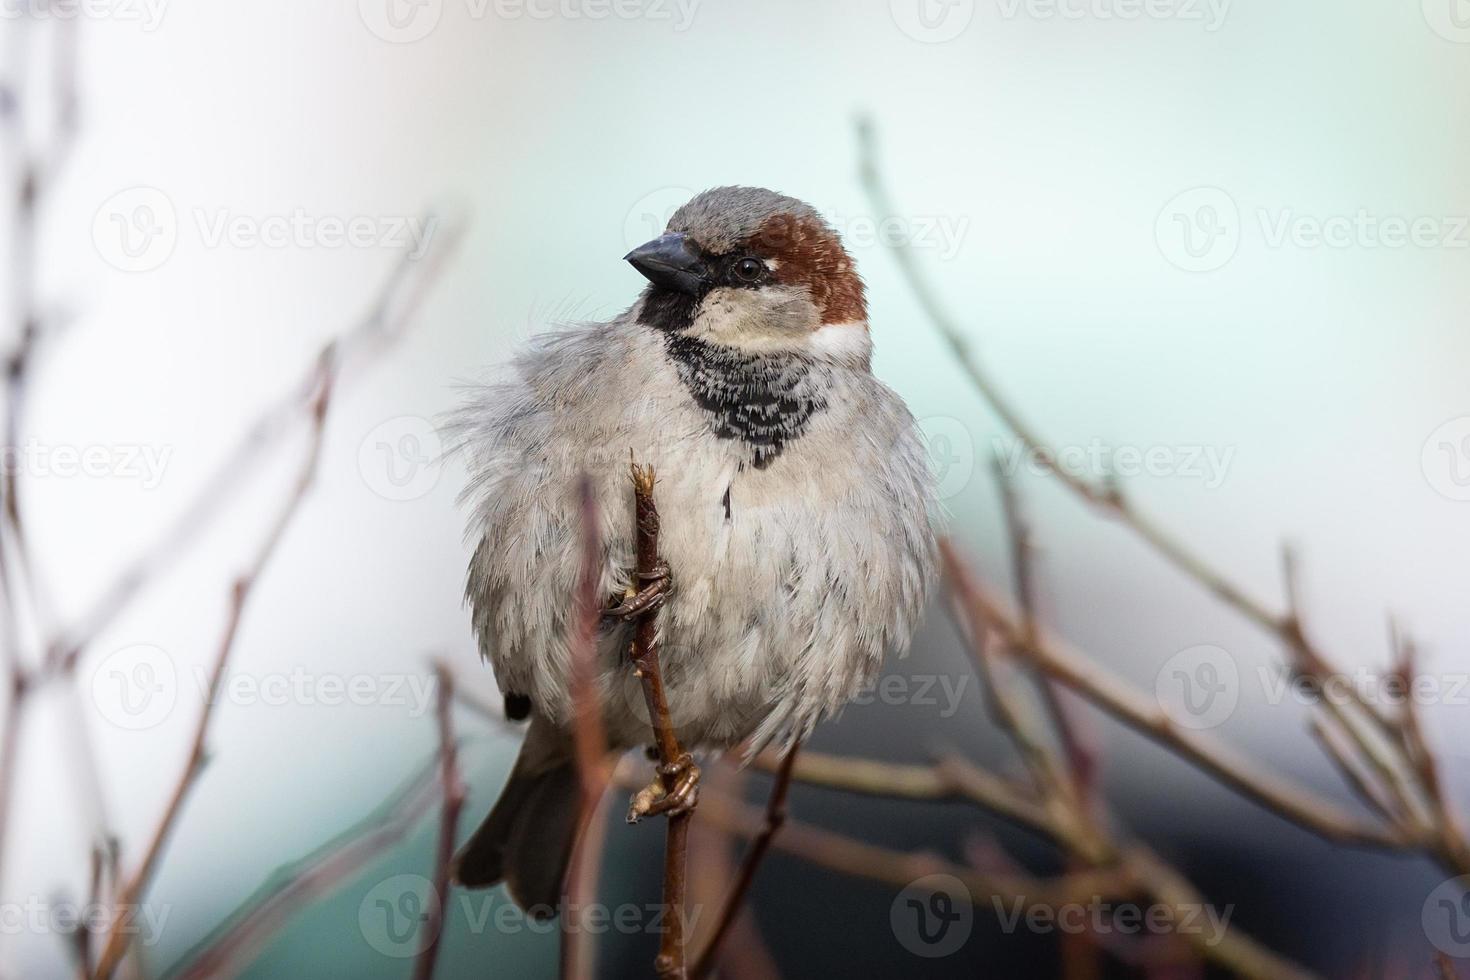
[603,561,671,621]
[626,753,700,823]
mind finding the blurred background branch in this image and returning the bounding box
[859,117,1470,880]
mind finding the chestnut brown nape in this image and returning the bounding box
[752,212,867,325]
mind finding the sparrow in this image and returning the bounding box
[448,186,937,914]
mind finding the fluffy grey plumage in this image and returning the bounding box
[449,186,937,911]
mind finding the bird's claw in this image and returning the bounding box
[603,561,671,621]
[626,753,700,823]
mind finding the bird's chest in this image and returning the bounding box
[587,339,911,748]
[635,391,861,651]
[602,408,878,748]
[657,464,816,607]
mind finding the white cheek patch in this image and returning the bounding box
[690,286,819,347]
[809,321,873,366]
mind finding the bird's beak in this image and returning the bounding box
[624,232,708,296]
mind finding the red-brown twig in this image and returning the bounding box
[0,668,25,914]
[992,454,1095,802]
[170,757,445,980]
[991,459,1103,980]
[413,662,467,980]
[562,476,612,980]
[45,223,463,677]
[859,117,1470,879]
[1309,716,1404,829]
[626,461,692,980]
[92,223,461,980]
[562,795,612,980]
[674,771,1317,979]
[439,640,614,980]
[686,765,779,980]
[1389,626,1470,871]
[71,843,106,977]
[690,743,800,979]
[92,355,336,980]
[940,534,1319,978]
[940,539,1406,850]
[0,15,81,904]
[757,747,1052,835]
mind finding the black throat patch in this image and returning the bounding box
[638,287,701,334]
[661,332,828,468]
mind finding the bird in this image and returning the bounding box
[447,185,937,915]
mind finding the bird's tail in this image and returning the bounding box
[451,715,579,918]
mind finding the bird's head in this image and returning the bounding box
[625,186,869,366]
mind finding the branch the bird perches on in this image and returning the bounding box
[615,461,697,980]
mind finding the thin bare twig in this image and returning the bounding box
[0,14,81,902]
[944,527,1317,977]
[756,747,1052,836]
[413,662,466,980]
[93,226,461,979]
[679,527,1369,978]
[993,454,1094,800]
[992,460,1103,980]
[1121,846,1316,980]
[686,765,780,980]
[92,354,335,980]
[562,795,612,980]
[170,755,446,980]
[1309,717,1403,828]
[627,460,693,980]
[70,843,105,978]
[862,114,1274,631]
[859,117,1470,879]
[562,476,612,980]
[45,223,463,676]
[638,773,1118,908]
[946,574,1106,861]
[702,775,1317,978]
[941,539,1409,850]
[1281,546,1425,833]
[1391,629,1470,872]
[690,743,800,979]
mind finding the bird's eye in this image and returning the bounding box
[733,257,766,282]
